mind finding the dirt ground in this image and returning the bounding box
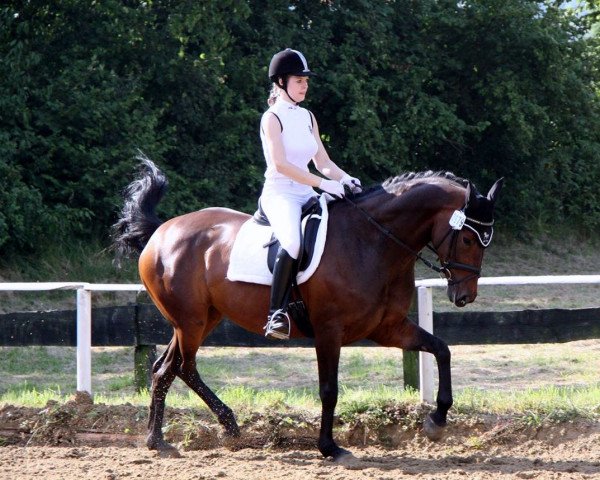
[1,392,599,480]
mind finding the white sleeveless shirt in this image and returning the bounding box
[260,98,318,195]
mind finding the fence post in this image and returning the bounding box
[134,345,156,392]
[418,286,435,403]
[76,288,92,395]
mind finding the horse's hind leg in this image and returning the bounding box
[147,335,179,452]
[174,310,239,436]
[151,337,172,376]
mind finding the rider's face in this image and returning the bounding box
[284,75,309,102]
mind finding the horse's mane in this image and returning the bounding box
[383,171,468,195]
[350,171,468,201]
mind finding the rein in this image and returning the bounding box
[343,195,481,284]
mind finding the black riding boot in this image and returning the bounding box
[264,249,296,340]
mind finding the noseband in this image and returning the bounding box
[344,196,482,286]
[428,228,481,286]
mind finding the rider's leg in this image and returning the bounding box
[260,193,304,340]
[264,248,296,339]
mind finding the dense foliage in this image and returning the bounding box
[1,0,599,256]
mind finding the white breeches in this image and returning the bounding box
[260,181,315,260]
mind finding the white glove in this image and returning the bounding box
[340,173,362,193]
[319,179,345,198]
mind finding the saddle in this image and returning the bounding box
[252,196,322,273]
[251,196,323,338]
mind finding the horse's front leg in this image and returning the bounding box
[314,339,351,460]
[372,321,453,441]
[419,329,452,441]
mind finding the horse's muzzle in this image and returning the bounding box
[447,287,476,307]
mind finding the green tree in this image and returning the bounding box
[0,1,168,253]
[1,0,599,258]
[424,0,600,229]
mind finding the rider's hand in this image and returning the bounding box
[319,179,345,198]
[340,173,362,193]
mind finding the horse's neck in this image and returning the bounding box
[328,183,461,290]
[361,191,437,252]
[326,193,432,286]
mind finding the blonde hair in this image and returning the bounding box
[267,83,280,106]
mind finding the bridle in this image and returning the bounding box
[430,227,481,285]
[343,195,485,286]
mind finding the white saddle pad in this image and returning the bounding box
[226,195,330,286]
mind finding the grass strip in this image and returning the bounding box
[2,384,598,425]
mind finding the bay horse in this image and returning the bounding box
[112,156,503,460]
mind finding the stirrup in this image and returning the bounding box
[264,309,291,340]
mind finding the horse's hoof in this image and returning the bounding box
[218,408,240,437]
[334,449,364,469]
[423,414,445,442]
[156,446,182,458]
[147,437,182,458]
[331,447,354,463]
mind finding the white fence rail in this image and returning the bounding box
[0,282,144,394]
[414,275,600,402]
[1,275,600,399]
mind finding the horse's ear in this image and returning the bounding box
[487,177,504,204]
[465,181,477,206]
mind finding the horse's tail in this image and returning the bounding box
[111,152,168,265]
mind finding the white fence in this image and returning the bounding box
[0,282,144,395]
[415,275,600,402]
[1,275,600,401]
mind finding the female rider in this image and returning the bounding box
[261,48,362,340]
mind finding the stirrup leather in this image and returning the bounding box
[264,309,291,340]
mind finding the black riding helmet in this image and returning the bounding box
[268,48,316,104]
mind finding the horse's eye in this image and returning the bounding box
[462,236,473,247]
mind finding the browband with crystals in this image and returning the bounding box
[465,217,494,227]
